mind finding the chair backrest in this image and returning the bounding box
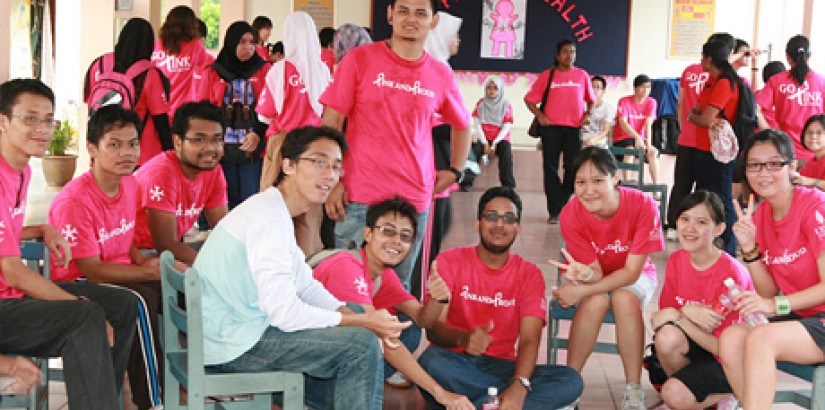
[608,145,648,186]
[159,251,206,387]
[19,241,50,279]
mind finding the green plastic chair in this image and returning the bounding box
[774,361,825,409]
[159,251,305,410]
[608,145,668,223]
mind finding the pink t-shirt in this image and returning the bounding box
[560,187,664,284]
[524,67,595,128]
[256,61,323,136]
[754,186,825,317]
[320,42,470,212]
[800,156,825,179]
[660,249,753,339]
[152,39,213,115]
[0,158,30,299]
[472,98,514,142]
[312,249,415,313]
[133,151,228,249]
[427,247,547,361]
[47,172,138,282]
[613,95,657,143]
[756,71,825,161]
[255,45,270,62]
[679,64,709,149]
[321,48,336,74]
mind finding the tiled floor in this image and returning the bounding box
[3,152,812,409]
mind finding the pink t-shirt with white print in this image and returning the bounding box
[754,186,825,317]
[472,98,514,142]
[320,41,470,212]
[613,95,657,143]
[660,249,753,340]
[133,151,227,249]
[312,249,415,313]
[256,61,323,136]
[427,246,547,361]
[152,39,213,116]
[756,70,825,161]
[47,172,138,282]
[0,158,30,299]
[560,187,664,284]
[524,67,595,128]
[799,156,825,180]
[678,63,709,148]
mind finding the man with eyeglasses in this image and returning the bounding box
[134,101,229,265]
[311,196,473,408]
[0,78,137,410]
[418,186,583,410]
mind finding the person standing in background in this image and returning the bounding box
[251,16,273,62]
[319,27,337,74]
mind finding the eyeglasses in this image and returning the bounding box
[9,114,60,129]
[298,157,345,177]
[182,136,225,147]
[744,160,789,172]
[480,211,519,225]
[374,225,414,243]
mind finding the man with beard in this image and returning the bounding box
[134,101,229,265]
[418,187,583,410]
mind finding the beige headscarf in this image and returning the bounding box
[424,12,462,64]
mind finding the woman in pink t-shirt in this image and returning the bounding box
[721,130,825,408]
[468,75,515,189]
[612,74,659,185]
[794,115,825,188]
[553,146,664,408]
[653,190,751,409]
[252,16,273,62]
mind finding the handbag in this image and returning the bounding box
[527,68,556,138]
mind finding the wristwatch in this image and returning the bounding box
[448,167,464,184]
[513,376,532,392]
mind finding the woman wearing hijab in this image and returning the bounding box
[469,75,515,189]
[84,17,172,166]
[256,12,332,255]
[197,20,270,209]
[332,23,373,64]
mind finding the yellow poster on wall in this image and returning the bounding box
[293,0,335,31]
[668,0,715,59]
[10,0,33,78]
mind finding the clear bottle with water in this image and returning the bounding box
[482,386,500,410]
[723,277,768,327]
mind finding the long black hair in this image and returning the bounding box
[786,35,812,86]
[703,39,743,93]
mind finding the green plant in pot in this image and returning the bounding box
[47,119,77,156]
[42,104,79,187]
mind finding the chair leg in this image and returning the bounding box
[811,365,825,410]
[281,373,305,410]
[548,313,559,365]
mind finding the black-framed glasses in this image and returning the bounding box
[744,160,789,172]
[374,225,414,243]
[10,114,60,129]
[181,136,224,147]
[480,211,519,225]
[298,157,345,177]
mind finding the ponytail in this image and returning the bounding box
[786,35,812,86]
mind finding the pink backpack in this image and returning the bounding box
[87,53,153,113]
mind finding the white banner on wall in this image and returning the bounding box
[480,0,526,60]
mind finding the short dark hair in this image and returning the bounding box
[365,195,419,238]
[271,41,284,55]
[390,0,439,12]
[0,78,55,116]
[252,16,273,43]
[734,38,750,53]
[591,75,607,89]
[571,146,619,179]
[762,60,786,84]
[633,74,651,88]
[275,125,348,185]
[553,39,575,67]
[319,27,336,48]
[87,105,142,145]
[197,18,207,39]
[802,114,825,151]
[675,190,726,249]
[477,186,522,222]
[171,101,224,139]
[707,32,735,51]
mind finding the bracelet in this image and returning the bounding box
[653,317,682,333]
[775,295,792,315]
[751,68,759,71]
[742,251,763,263]
[437,298,450,304]
[740,244,760,260]
[581,267,595,282]
[77,296,90,302]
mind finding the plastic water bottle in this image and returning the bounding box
[482,386,500,409]
[723,277,768,327]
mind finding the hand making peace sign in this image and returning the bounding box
[732,194,757,251]
[548,248,596,284]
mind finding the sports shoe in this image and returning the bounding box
[620,383,646,410]
[385,371,413,388]
[716,394,741,410]
[666,228,678,242]
[481,154,490,166]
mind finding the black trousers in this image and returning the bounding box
[666,144,697,229]
[469,140,516,189]
[0,283,137,410]
[539,125,581,218]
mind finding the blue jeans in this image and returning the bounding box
[418,346,583,409]
[221,159,263,209]
[335,202,430,291]
[693,150,736,255]
[384,313,422,378]
[215,325,384,410]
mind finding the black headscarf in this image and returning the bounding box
[213,21,265,80]
[114,18,155,73]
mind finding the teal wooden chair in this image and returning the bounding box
[159,251,305,410]
[608,145,668,223]
[774,361,825,409]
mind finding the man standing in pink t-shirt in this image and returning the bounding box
[419,187,582,409]
[321,0,471,290]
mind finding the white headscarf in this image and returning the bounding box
[477,76,509,126]
[264,12,330,117]
[424,12,462,64]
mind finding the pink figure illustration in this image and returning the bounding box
[489,0,518,58]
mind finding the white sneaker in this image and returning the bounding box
[481,154,490,166]
[385,371,413,388]
[666,228,678,242]
[716,394,741,410]
[620,383,646,410]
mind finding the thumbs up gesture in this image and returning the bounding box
[465,321,494,356]
[427,261,451,303]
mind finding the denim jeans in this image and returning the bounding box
[693,150,736,255]
[335,201,430,291]
[384,313,422,378]
[221,159,263,209]
[216,325,383,410]
[418,346,583,409]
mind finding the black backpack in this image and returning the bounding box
[726,78,758,150]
